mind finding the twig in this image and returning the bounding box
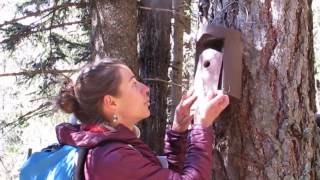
[0,69,79,77]
[0,157,9,176]
[139,5,195,30]
[29,96,56,103]
[140,6,175,13]
[47,0,58,76]
[139,6,189,18]
[143,78,182,87]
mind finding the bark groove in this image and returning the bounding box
[90,0,138,70]
[209,0,320,179]
[138,0,171,154]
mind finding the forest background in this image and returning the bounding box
[0,0,320,179]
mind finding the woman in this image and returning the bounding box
[56,58,229,180]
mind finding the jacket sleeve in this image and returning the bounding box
[164,128,188,173]
[88,125,214,180]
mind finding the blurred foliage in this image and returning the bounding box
[0,0,90,178]
[0,0,90,96]
[0,0,90,129]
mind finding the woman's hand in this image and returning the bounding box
[172,89,197,132]
[194,90,229,127]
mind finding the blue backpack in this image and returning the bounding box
[19,142,108,180]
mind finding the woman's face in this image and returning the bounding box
[113,65,150,127]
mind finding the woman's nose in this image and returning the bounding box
[142,83,150,95]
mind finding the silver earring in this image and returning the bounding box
[112,114,118,123]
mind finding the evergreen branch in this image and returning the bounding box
[0,69,79,78]
[48,0,58,70]
[37,20,87,32]
[61,37,88,48]
[0,2,88,29]
[1,20,87,45]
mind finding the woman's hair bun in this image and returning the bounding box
[56,79,79,114]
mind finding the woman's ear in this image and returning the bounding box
[102,95,117,112]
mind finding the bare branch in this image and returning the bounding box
[143,78,182,87]
[0,69,79,78]
[139,5,198,18]
[48,1,59,69]
[139,6,176,13]
[139,6,193,29]
[0,157,9,176]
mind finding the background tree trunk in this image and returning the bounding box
[138,0,172,154]
[90,0,138,71]
[169,0,188,123]
[205,0,320,179]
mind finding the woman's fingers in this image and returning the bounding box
[207,93,229,116]
[175,87,229,129]
[181,93,197,110]
[186,88,194,97]
[175,94,197,119]
[194,93,229,127]
[172,114,193,132]
[177,114,193,125]
[206,90,224,100]
[177,88,196,110]
[183,114,193,123]
[181,88,194,100]
[173,89,197,131]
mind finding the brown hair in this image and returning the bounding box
[56,58,124,124]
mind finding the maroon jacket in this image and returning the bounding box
[56,123,214,180]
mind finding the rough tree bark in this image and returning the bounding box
[205,0,320,179]
[90,0,138,71]
[138,0,171,154]
[169,0,184,123]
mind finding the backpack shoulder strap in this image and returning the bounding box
[74,140,126,180]
[74,148,88,180]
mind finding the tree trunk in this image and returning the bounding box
[204,0,320,179]
[138,0,171,154]
[169,0,184,123]
[90,0,138,71]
